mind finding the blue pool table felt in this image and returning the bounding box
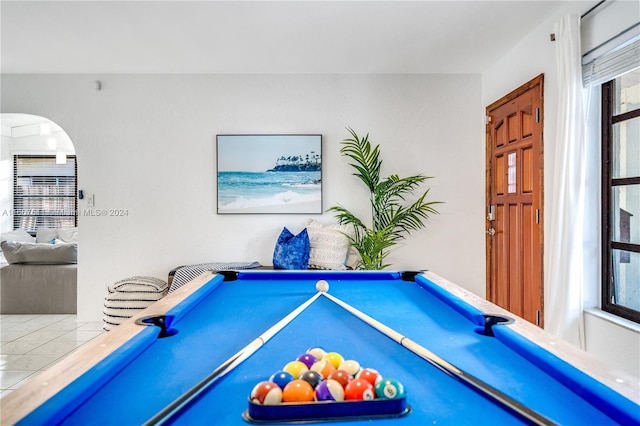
[15,271,640,425]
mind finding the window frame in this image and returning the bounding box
[601,78,640,324]
[13,155,78,234]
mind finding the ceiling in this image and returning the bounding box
[0,1,572,74]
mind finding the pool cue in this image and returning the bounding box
[144,291,323,426]
[321,292,556,426]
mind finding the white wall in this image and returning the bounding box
[0,73,484,321]
[0,133,11,234]
[482,0,640,381]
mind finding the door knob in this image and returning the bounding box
[486,227,496,236]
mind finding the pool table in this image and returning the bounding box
[2,270,639,425]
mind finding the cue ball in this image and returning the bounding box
[315,280,330,292]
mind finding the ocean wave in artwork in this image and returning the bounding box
[219,190,321,210]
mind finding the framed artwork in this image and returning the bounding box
[216,134,322,214]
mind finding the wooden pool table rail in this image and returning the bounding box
[1,270,637,425]
[0,271,218,425]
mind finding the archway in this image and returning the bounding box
[1,113,77,235]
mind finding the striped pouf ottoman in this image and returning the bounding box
[102,276,168,331]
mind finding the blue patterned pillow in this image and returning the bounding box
[273,227,310,270]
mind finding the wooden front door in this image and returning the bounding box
[485,75,544,327]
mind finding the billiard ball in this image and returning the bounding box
[357,368,382,386]
[282,379,315,402]
[269,371,294,389]
[339,359,361,377]
[375,378,406,400]
[299,370,323,389]
[315,280,329,292]
[296,353,317,369]
[307,347,327,360]
[310,359,336,379]
[315,379,345,402]
[250,381,283,405]
[283,360,309,379]
[323,352,344,369]
[327,369,351,388]
[344,378,375,401]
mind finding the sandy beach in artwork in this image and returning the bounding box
[218,201,320,214]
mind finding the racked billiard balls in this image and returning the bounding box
[375,378,406,400]
[339,359,361,377]
[307,347,327,361]
[299,370,323,389]
[315,379,345,402]
[269,371,294,389]
[283,360,309,379]
[310,359,336,379]
[282,379,315,402]
[344,378,375,401]
[357,368,382,386]
[323,351,344,369]
[250,381,283,405]
[327,369,351,388]
[296,353,317,369]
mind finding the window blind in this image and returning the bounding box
[583,35,640,86]
[13,155,77,233]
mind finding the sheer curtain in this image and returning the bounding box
[545,14,587,348]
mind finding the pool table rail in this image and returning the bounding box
[421,271,640,407]
[2,270,639,426]
[0,271,221,426]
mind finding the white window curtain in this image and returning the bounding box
[544,14,587,348]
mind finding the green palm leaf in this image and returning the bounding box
[329,128,442,270]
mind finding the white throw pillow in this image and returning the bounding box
[306,219,352,270]
[57,227,78,243]
[0,229,35,243]
[36,227,58,243]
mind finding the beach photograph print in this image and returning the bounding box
[216,134,322,214]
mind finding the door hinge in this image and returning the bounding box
[485,115,492,125]
[535,108,541,123]
[536,310,541,326]
[535,209,540,224]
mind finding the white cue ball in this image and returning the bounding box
[316,280,330,292]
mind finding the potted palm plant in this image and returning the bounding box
[328,128,441,270]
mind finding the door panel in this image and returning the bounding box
[486,75,544,327]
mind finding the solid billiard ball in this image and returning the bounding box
[375,378,406,400]
[315,379,345,402]
[339,359,361,377]
[327,369,351,388]
[344,378,375,401]
[357,368,382,386]
[310,359,336,379]
[296,353,317,369]
[282,379,315,402]
[250,381,283,405]
[315,280,329,292]
[307,347,327,360]
[323,352,344,369]
[283,360,309,379]
[269,371,295,389]
[299,370,323,389]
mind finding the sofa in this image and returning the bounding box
[0,228,78,314]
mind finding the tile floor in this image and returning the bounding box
[0,314,104,397]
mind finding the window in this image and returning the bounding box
[602,69,640,323]
[13,155,77,233]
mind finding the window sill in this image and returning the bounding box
[584,308,640,334]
